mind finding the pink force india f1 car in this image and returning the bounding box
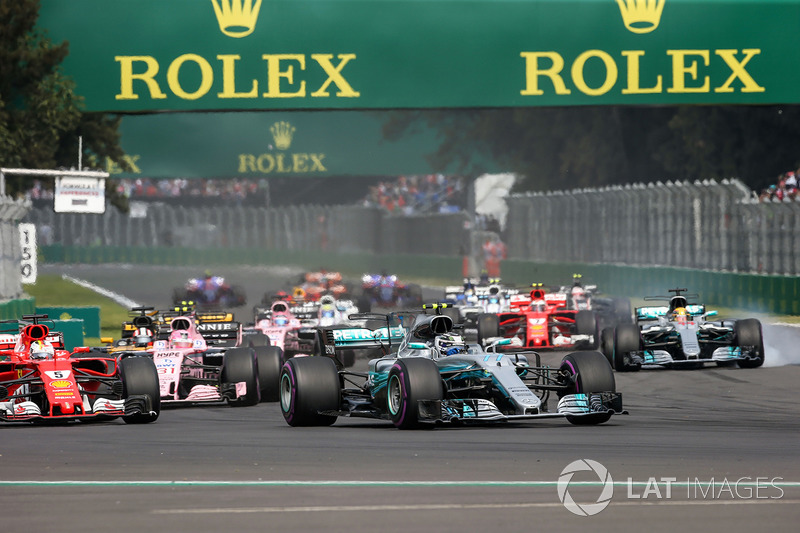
[111,306,282,405]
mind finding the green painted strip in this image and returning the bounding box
[0,480,798,488]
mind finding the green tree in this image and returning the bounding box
[382,105,800,193]
[0,0,128,210]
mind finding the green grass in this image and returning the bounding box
[24,274,130,345]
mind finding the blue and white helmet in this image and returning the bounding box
[435,333,466,356]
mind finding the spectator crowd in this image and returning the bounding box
[361,174,466,215]
[115,178,270,205]
[759,168,800,201]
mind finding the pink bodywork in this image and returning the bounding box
[150,315,246,403]
[252,301,302,350]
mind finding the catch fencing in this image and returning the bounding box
[504,179,800,276]
[22,178,800,278]
[0,197,32,299]
[25,203,470,258]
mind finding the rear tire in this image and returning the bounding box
[613,323,642,372]
[575,310,598,349]
[255,345,282,402]
[600,327,614,366]
[477,313,500,346]
[120,356,161,424]
[614,298,633,324]
[221,347,260,406]
[387,358,443,429]
[559,351,616,425]
[735,318,765,368]
[280,357,340,427]
[247,333,270,347]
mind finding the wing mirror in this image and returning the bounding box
[705,310,718,317]
[408,342,427,350]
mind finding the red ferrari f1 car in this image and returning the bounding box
[0,315,160,423]
[476,285,599,350]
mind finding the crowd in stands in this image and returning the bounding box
[759,168,800,201]
[115,178,270,206]
[361,174,466,214]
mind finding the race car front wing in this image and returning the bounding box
[415,392,625,423]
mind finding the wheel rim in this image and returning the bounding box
[388,374,402,415]
[280,373,293,413]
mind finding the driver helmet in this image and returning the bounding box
[133,327,154,346]
[673,307,689,325]
[30,340,55,360]
[273,314,289,326]
[435,334,466,357]
[319,294,336,307]
[293,287,306,300]
[530,299,547,312]
[174,331,193,349]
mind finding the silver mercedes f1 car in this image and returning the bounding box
[278,312,625,429]
[600,288,765,371]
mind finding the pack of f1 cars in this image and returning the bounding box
[440,279,518,336]
[172,272,246,308]
[475,285,599,350]
[357,272,423,312]
[278,311,624,429]
[556,274,633,328]
[600,288,766,371]
[0,315,160,424]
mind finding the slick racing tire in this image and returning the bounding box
[280,356,341,427]
[386,357,443,430]
[221,347,260,407]
[120,356,161,424]
[614,298,633,324]
[613,323,642,372]
[255,345,283,402]
[247,333,270,347]
[734,318,765,368]
[477,313,500,346]
[600,327,615,366]
[575,310,599,349]
[559,351,616,425]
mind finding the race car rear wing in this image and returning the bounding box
[195,320,242,347]
[636,304,706,321]
[316,315,407,362]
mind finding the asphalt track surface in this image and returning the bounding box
[2,264,799,532]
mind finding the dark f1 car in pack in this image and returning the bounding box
[278,312,624,429]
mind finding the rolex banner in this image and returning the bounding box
[109,111,480,178]
[38,0,800,112]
